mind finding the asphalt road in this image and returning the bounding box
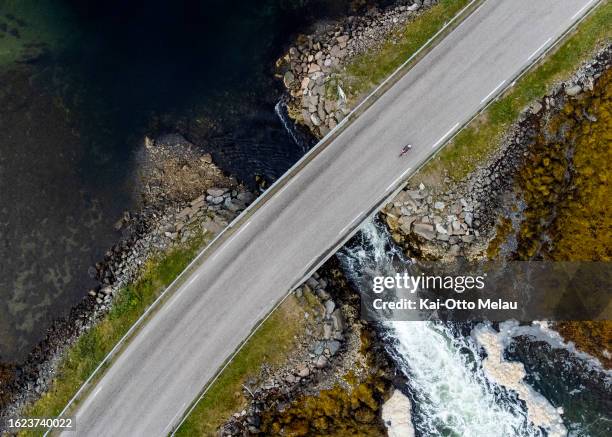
[62,0,596,435]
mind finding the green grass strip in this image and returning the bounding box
[20,234,209,437]
[343,0,472,103]
[424,0,612,182]
[174,297,304,436]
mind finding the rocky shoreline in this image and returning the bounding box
[220,260,399,436]
[0,134,256,425]
[276,0,437,137]
[381,44,611,259]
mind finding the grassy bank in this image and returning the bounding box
[419,0,612,183]
[342,0,472,104]
[175,296,304,436]
[20,233,209,437]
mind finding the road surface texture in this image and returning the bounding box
[62,0,596,435]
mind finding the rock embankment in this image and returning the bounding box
[277,0,437,137]
[382,45,611,259]
[219,271,358,435]
[0,133,255,424]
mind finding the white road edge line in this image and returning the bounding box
[185,272,200,288]
[527,37,552,61]
[273,173,301,198]
[164,402,187,434]
[386,167,413,192]
[338,214,364,236]
[228,221,250,241]
[572,0,594,20]
[480,79,506,104]
[431,123,460,149]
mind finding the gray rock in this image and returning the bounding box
[313,341,325,355]
[306,277,319,289]
[436,233,449,241]
[317,288,331,300]
[224,198,242,212]
[237,192,255,203]
[331,309,345,332]
[462,234,475,243]
[413,223,435,240]
[531,101,543,114]
[295,364,310,378]
[310,113,322,126]
[327,340,341,356]
[565,84,582,96]
[434,201,445,210]
[314,355,328,369]
[464,212,474,227]
[406,190,425,200]
[283,71,295,88]
[207,188,227,197]
[323,323,332,340]
[324,299,336,316]
[399,217,416,234]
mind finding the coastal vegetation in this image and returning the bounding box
[487,66,611,366]
[175,296,305,436]
[20,233,210,436]
[260,374,388,436]
[513,69,611,261]
[418,0,611,183]
[257,330,391,436]
[342,0,472,104]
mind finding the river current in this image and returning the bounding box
[339,220,611,436]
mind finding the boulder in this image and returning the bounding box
[330,309,345,332]
[323,323,332,340]
[308,63,321,73]
[207,187,227,197]
[413,223,435,240]
[310,113,322,126]
[295,364,310,378]
[565,84,582,96]
[327,340,341,356]
[283,71,295,88]
[314,355,328,369]
[464,212,474,227]
[324,299,336,316]
[531,101,543,114]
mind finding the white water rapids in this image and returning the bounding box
[339,220,575,436]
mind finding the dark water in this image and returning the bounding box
[0,0,362,363]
